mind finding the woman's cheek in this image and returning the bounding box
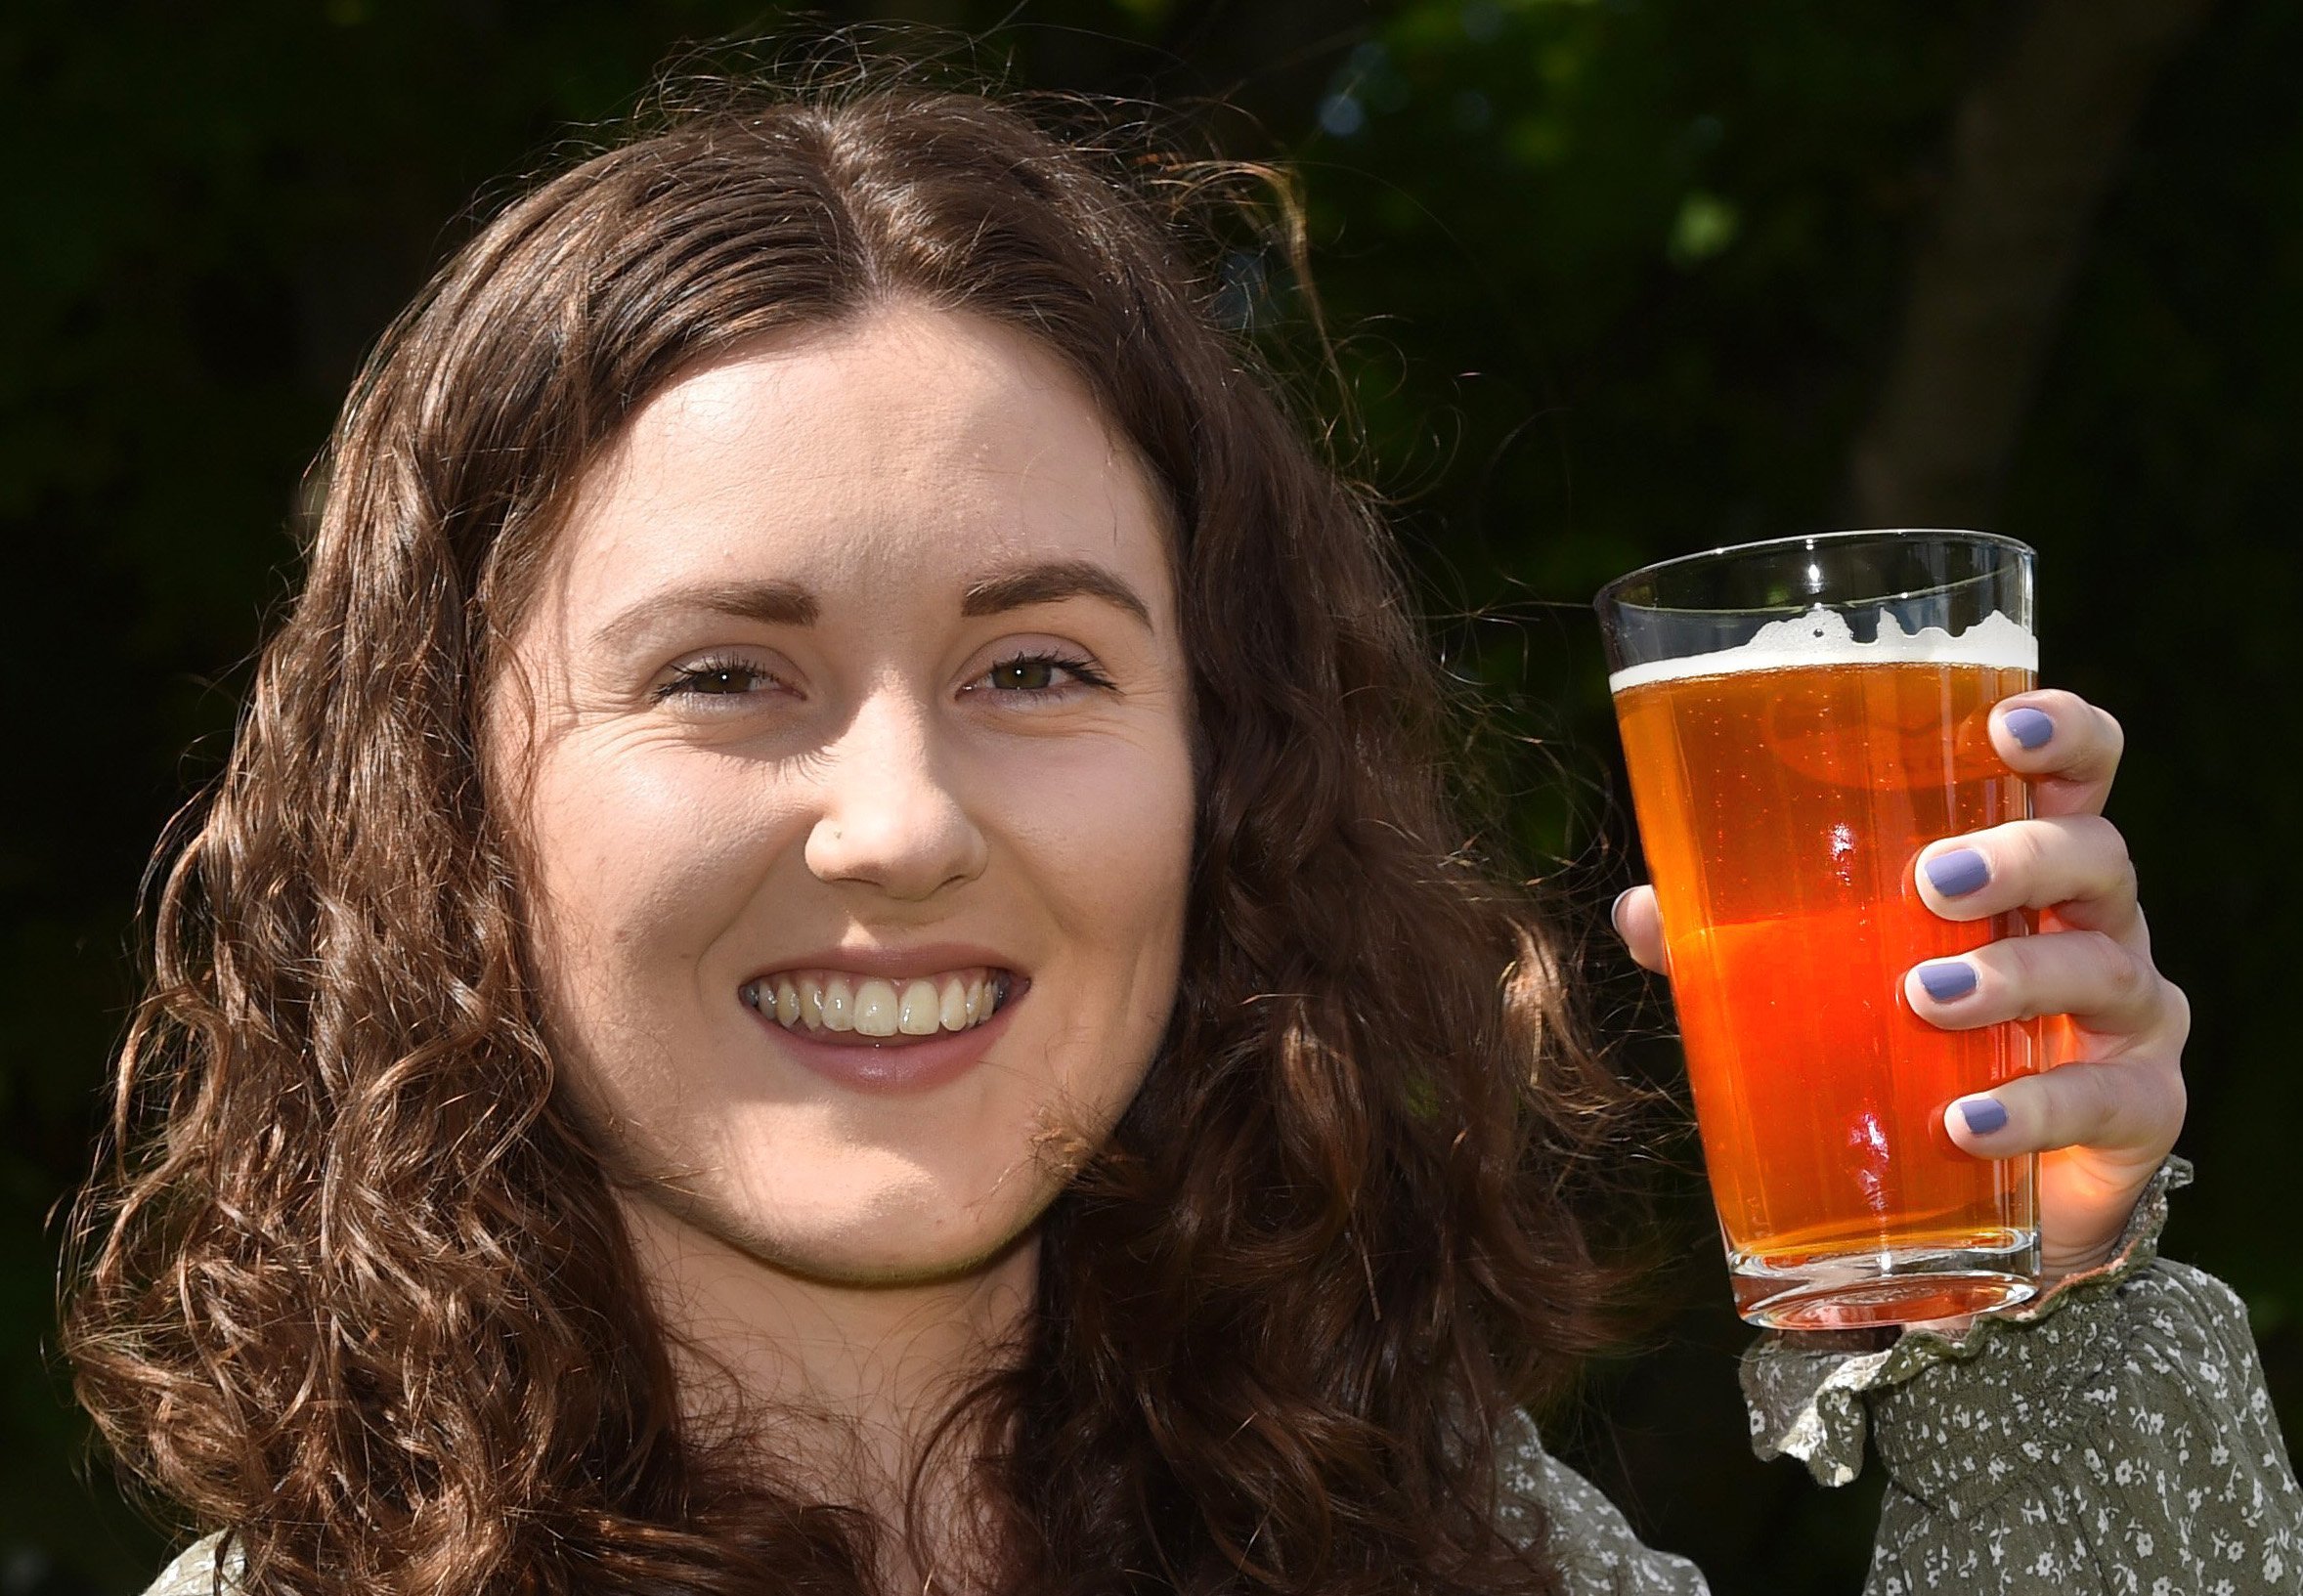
[1021,731,1194,1115]
[529,737,794,986]
[1000,724,1195,943]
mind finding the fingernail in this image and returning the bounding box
[1917,959,1978,1002]
[1924,847,1990,897]
[1956,1096,2009,1137]
[2002,707,2055,750]
[1610,888,1636,938]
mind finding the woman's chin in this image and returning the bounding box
[792,1227,1042,1289]
[739,1216,1047,1291]
[630,1172,1055,1292]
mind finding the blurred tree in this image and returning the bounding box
[1849,0,2222,523]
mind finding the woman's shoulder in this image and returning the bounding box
[140,1531,239,1596]
[1495,1408,1711,1594]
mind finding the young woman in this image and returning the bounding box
[66,81,2298,1595]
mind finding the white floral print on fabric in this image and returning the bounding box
[139,1531,239,1596]
[1496,1156,2300,1593]
[143,1161,2303,1595]
[1741,1156,2193,1488]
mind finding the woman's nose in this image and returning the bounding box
[803,690,988,901]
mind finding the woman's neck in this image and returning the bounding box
[616,1187,1037,1578]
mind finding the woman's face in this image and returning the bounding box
[494,302,1195,1286]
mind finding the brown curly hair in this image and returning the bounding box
[64,67,1636,1596]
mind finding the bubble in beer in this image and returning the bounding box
[1608,605,2037,694]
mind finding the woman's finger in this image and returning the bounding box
[1939,1053,2185,1170]
[1610,885,1667,974]
[1913,813,2144,946]
[1902,927,2181,1045]
[1988,689,2124,819]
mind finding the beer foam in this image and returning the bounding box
[1608,605,2036,693]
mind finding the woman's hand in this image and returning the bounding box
[1611,689,2190,1279]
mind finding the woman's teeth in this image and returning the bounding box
[740,968,1010,1039]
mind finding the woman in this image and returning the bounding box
[65,78,2298,1595]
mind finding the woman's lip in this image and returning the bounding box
[746,977,1027,1095]
[739,942,1024,985]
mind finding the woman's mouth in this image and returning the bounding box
[738,966,1017,1047]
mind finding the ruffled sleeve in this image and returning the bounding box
[1742,1156,2303,1592]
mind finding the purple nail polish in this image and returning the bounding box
[1924,848,1990,897]
[1918,960,1977,1002]
[1957,1097,2009,1137]
[2003,707,2055,750]
[1610,889,1635,938]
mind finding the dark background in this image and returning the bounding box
[3,2,2296,1591]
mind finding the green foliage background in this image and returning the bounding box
[2,2,2295,1590]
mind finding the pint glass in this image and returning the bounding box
[1595,530,2041,1329]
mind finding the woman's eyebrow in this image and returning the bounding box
[594,580,820,650]
[960,560,1152,628]
[592,561,1151,652]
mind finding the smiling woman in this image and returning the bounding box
[60,62,2300,1596]
[501,307,1197,1306]
[60,78,1642,1596]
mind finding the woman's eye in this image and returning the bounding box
[991,658,1058,691]
[974,652,1113,699]
[655,658,783,701]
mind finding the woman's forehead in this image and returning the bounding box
[594,304,1146,524]
[541,304,1174,622]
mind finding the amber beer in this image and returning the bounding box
[1598,531,2041,1329]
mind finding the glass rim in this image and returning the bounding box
[1592,527,2037,613]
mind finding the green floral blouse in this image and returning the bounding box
[141,1160,2302,1595]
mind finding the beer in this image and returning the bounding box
[1611,605,2039,1325]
